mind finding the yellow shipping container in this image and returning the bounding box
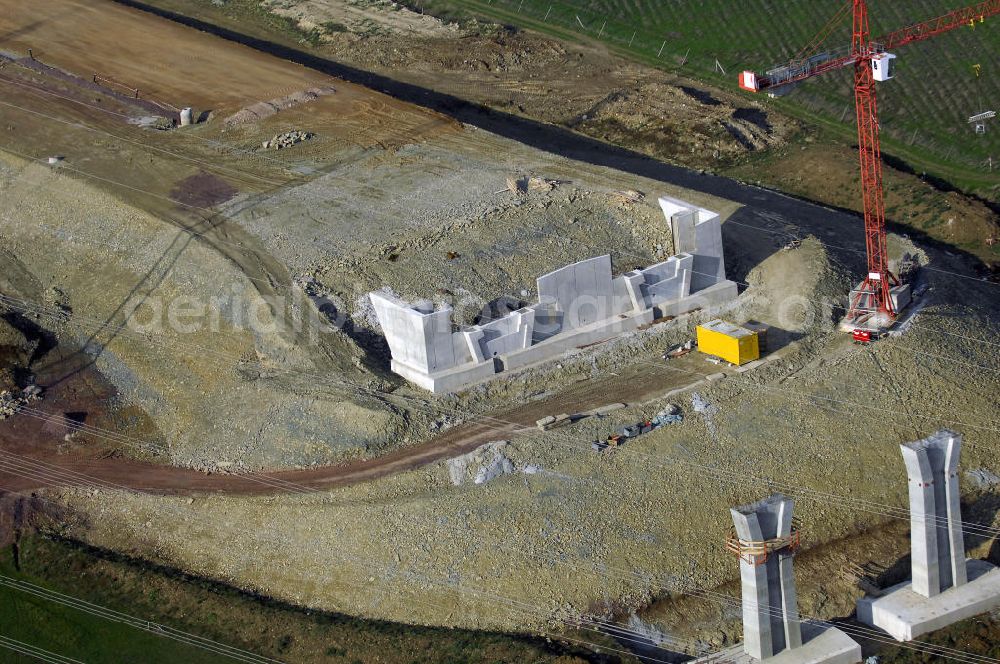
[696,320,760,366]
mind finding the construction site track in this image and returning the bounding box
[105,0,998,275]
[0,349,711,497]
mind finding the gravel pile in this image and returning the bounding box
[262,130,314,150]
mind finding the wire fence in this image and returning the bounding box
[412,0,998,174]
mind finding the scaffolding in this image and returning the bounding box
[726,521,802,567]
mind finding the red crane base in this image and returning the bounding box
[841,274,909,334]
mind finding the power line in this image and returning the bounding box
[0,575,284,663]
[1,17,996,664]
[0,473,682,662]
[1,450,997,663]
[6,347,1000,544]
[2,290,999,543]
[3,63,998,295]
[0,634,85,664]
[4,288,996,445]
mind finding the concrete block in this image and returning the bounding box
[540,413,574,431]
[891,283,911,312]
[535,415,556,429]
[735,359,765,373]
[857,559,1000,642]
[593,402,627,416]
[662,380,705,400]
[692,623,861,664]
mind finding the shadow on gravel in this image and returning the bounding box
[1,310,58,365]
[967,491,1000,564]
[874,491,1000,590]
[33,222,204,388]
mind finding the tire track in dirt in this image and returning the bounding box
[0,353,709,496]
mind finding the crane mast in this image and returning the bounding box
[739,0,1000,330]
[852,0,896,319]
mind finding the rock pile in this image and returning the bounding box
[262,130,314,150]
[0,384,41,420]
[225,86,335,126]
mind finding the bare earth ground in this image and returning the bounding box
[144,0,1000,268]
[0,0,337,112]
[0,0,997,655]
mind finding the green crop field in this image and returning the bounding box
[0,536,601,664]
[416,0,1000,192]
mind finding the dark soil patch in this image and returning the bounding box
[679,86,721,106]
[169,171,239,208]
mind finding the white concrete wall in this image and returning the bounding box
[661,195,727,291]
[537,255,614,330]
[370,292,458,374]
[370,194,738,393]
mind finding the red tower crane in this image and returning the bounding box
[739,0,1000,329]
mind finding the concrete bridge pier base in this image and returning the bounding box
[694,494,861,663]
[857,430,1000,641]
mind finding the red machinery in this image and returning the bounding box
[740,1,1000,325]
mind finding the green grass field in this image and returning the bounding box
[0,536,604,664]
[0,542,225,663]
[414,0,1000,193]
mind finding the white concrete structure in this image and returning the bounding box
[858,559,1000,642]
[695,623,862,664]
[732,495,802,659]
[857,430,1000,641]
[901,430,967,598]
[694,495,861,664]
[370,196,739,393]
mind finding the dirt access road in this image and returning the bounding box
[0,349,711,496]
[93,0,996,280]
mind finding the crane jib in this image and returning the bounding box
[738,0,999,323]
[739,0,1000,93]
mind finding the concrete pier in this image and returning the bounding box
[731,494,802,659]
[899,429,966,597]
[694,495,860,664]
[857,430,1000,641]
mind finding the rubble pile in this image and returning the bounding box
[262,130,314,150]
[0,384,41,420]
